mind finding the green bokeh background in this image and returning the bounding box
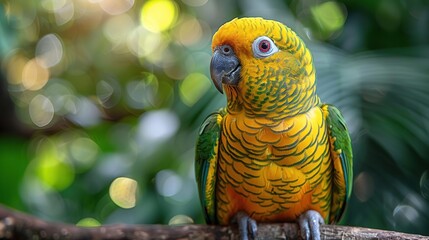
[1,0,429,235]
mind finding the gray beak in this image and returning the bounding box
[210,45,241,93]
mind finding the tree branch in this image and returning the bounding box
[0,204,427,240]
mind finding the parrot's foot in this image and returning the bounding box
[297,210,325,240]
[232,211,258,240]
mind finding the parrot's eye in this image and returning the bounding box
[252,36,279,58]
[259,40,270,52]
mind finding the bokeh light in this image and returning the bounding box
[67,97,101,127]
[140,0,178,33]
[168,214,194,225]
[137,110,179,143]
[5,1,38,29]
[353,171,375,202]
[393,204,419,231]
[41,0,67,12]
[175,17,203,46]
[109,177,138,209]
[96,78,121,108]
[181,0,208,7]
[35,34,64,68]
[103,14,135,45]
[155,170,183,197]
[22,58,50,91]
[127,26,163,59]
[179,73,211,106]
[99,0,135,15]
[44,80,77,115]
[34,138,75,190]
[69,137,99,171]
[53,0,75,26]
[29,94,55,127]
[76,217,101,227]
[310,1,347,39]
[4,52,28,85]
[420,170,429,199]
[125,73,159,109]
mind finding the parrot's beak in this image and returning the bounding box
[210,45,241,94]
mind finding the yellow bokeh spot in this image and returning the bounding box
[76,217,101,227]
[140,0,178,32]
[179,73,211,106]
[22,58,50,91]
[5,53,28,85]
[109,177,138,209]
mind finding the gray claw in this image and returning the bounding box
[234,211,258,240]
[298,210,325,240]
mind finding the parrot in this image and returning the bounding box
[195,17,353,240]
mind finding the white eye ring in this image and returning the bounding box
[252,36,279,58]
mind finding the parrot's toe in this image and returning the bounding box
[297,210,325,240]
[233,211,258,240]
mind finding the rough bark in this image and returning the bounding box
[0,205,427,240]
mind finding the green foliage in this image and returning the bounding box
[0,0,429,236]
[0,137,28,211]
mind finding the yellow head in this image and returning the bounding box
[210,17,318,118]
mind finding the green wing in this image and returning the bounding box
[323,104,353,223]
[195,108,225,224]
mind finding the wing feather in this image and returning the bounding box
[195,109,225,224]
[322,104,353,223]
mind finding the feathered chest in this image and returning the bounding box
[219,107,328,168]
[215,106,333,223]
